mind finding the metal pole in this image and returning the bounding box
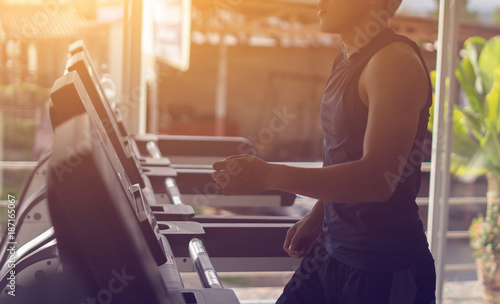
[122,0,131,124]
[133,0,146,134]
[215,34,228,136]
[148,78,159,134]
[427,0,450,256]
[428,0,460,302]
[435,0,460,301]
[122,0,145,134]
[143,0,158,134]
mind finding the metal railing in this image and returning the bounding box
[0,161,38,170]
[0,161,484,272]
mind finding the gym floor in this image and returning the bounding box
[181,273,484,304]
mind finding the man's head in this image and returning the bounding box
[318,0,402,34]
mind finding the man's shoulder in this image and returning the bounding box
[368,40,424,73]
[359,39,429,108]
[362,39,428,87]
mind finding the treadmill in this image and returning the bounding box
[64,41,297,210]
[7,72,238,303]
[69,40,255,169]
[46,110,238,303]
[49,70,299,271]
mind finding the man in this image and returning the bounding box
[212,0,436,303]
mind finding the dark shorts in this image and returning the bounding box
[276,242,436,304]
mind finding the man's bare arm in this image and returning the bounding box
[213,42,429,204]
[283,200,324,258]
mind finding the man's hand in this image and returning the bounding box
[212,154,273,195]
[283,209,323,258]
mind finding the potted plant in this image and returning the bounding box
[429,35,500,303]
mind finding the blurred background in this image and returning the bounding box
[0,0,500,302]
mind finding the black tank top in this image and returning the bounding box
[321,28,433,273]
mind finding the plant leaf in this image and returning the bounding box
[479,36,500,95]
[484,67,500,135]
[456,57,484,115]
[479,127,500,170]
[428,71,437,132]
[459,106,484,142]
[452,107,481,158]
[464,36,487,98]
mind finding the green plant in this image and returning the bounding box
[429,36,500,179]
[469,209,500,275]
[2,116,36,160]
[455,37,500,275]
[429,35,500,276]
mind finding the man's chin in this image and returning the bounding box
[319,24,339,35]
[320,21,353,35]
[319,22,332,33]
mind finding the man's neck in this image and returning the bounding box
[339,20,390,58]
